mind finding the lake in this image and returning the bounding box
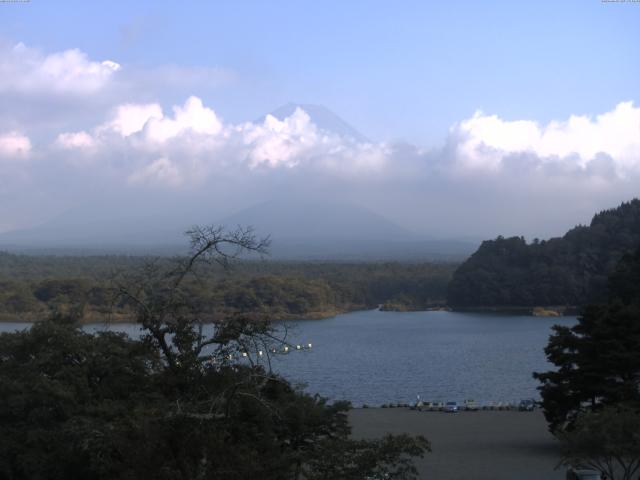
[0,309,575,406]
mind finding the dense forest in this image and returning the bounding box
[0,253,455,322]
[447,199,640,308]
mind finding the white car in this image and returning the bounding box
[463,399,479,411]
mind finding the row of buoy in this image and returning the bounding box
[212,342,313,362]
[254,342,313,356]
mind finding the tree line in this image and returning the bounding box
[0,252,455,322]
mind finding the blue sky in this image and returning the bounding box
[2,0,638,144]
[0,1,639,241]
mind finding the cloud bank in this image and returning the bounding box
[1,42,639,239]
[453,101,640,176]
[53,96,389,187]
[50,95,640,186]
[0,42,120,95]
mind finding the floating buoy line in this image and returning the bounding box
[207,342,313,364]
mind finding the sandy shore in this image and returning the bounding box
[349,408,565,480]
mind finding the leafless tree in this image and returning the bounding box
[113,225,300,369]
[111,225,315,421]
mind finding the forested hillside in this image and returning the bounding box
[0,254,455,322]
[447,199,640,308]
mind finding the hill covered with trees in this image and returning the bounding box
[0,254,455,322]
[447,199,640,308]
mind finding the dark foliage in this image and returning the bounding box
[448,199,640,307]
[534,246,640,432]
[0,319,428,479]
[0,226,430,479]
[558,405,640,480]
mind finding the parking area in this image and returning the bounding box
[349,408,565,480]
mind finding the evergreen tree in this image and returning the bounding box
[534,246,640,431]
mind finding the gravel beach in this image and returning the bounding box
[349,408,565,480]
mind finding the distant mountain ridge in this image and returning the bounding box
[221,198,415,241]
[447,199,640,308]
[0,196,477,260]
[0,197,198,251]
[220,199,476,260]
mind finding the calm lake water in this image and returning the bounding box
[0,310,575,406]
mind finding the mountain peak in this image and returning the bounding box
[260,103,370,143]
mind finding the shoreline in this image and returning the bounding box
[449,305,579,316]
[0,304,579,324]
[0,306,369,324]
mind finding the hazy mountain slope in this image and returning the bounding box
[221,198,414,241]
[0,196,207,253]
[447,199,640,307]
[0,196,476,259]
[221,199,476,260]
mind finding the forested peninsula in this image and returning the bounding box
[447,199,640,310]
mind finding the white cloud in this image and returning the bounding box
[0,131,31,159]
[127,157,183,187]
[144,96,223,143]
[102,103,164,137]
[241,109,321,168]
[56,99,388,186]
[93,97,222,144]
[0,42,120,95]
[452,101,640,175]
[55,131,96,150]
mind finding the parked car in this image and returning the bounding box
[566,467,602,479]
[518,399,536,411]
[444,401,458,413]
[463,399,479,411]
